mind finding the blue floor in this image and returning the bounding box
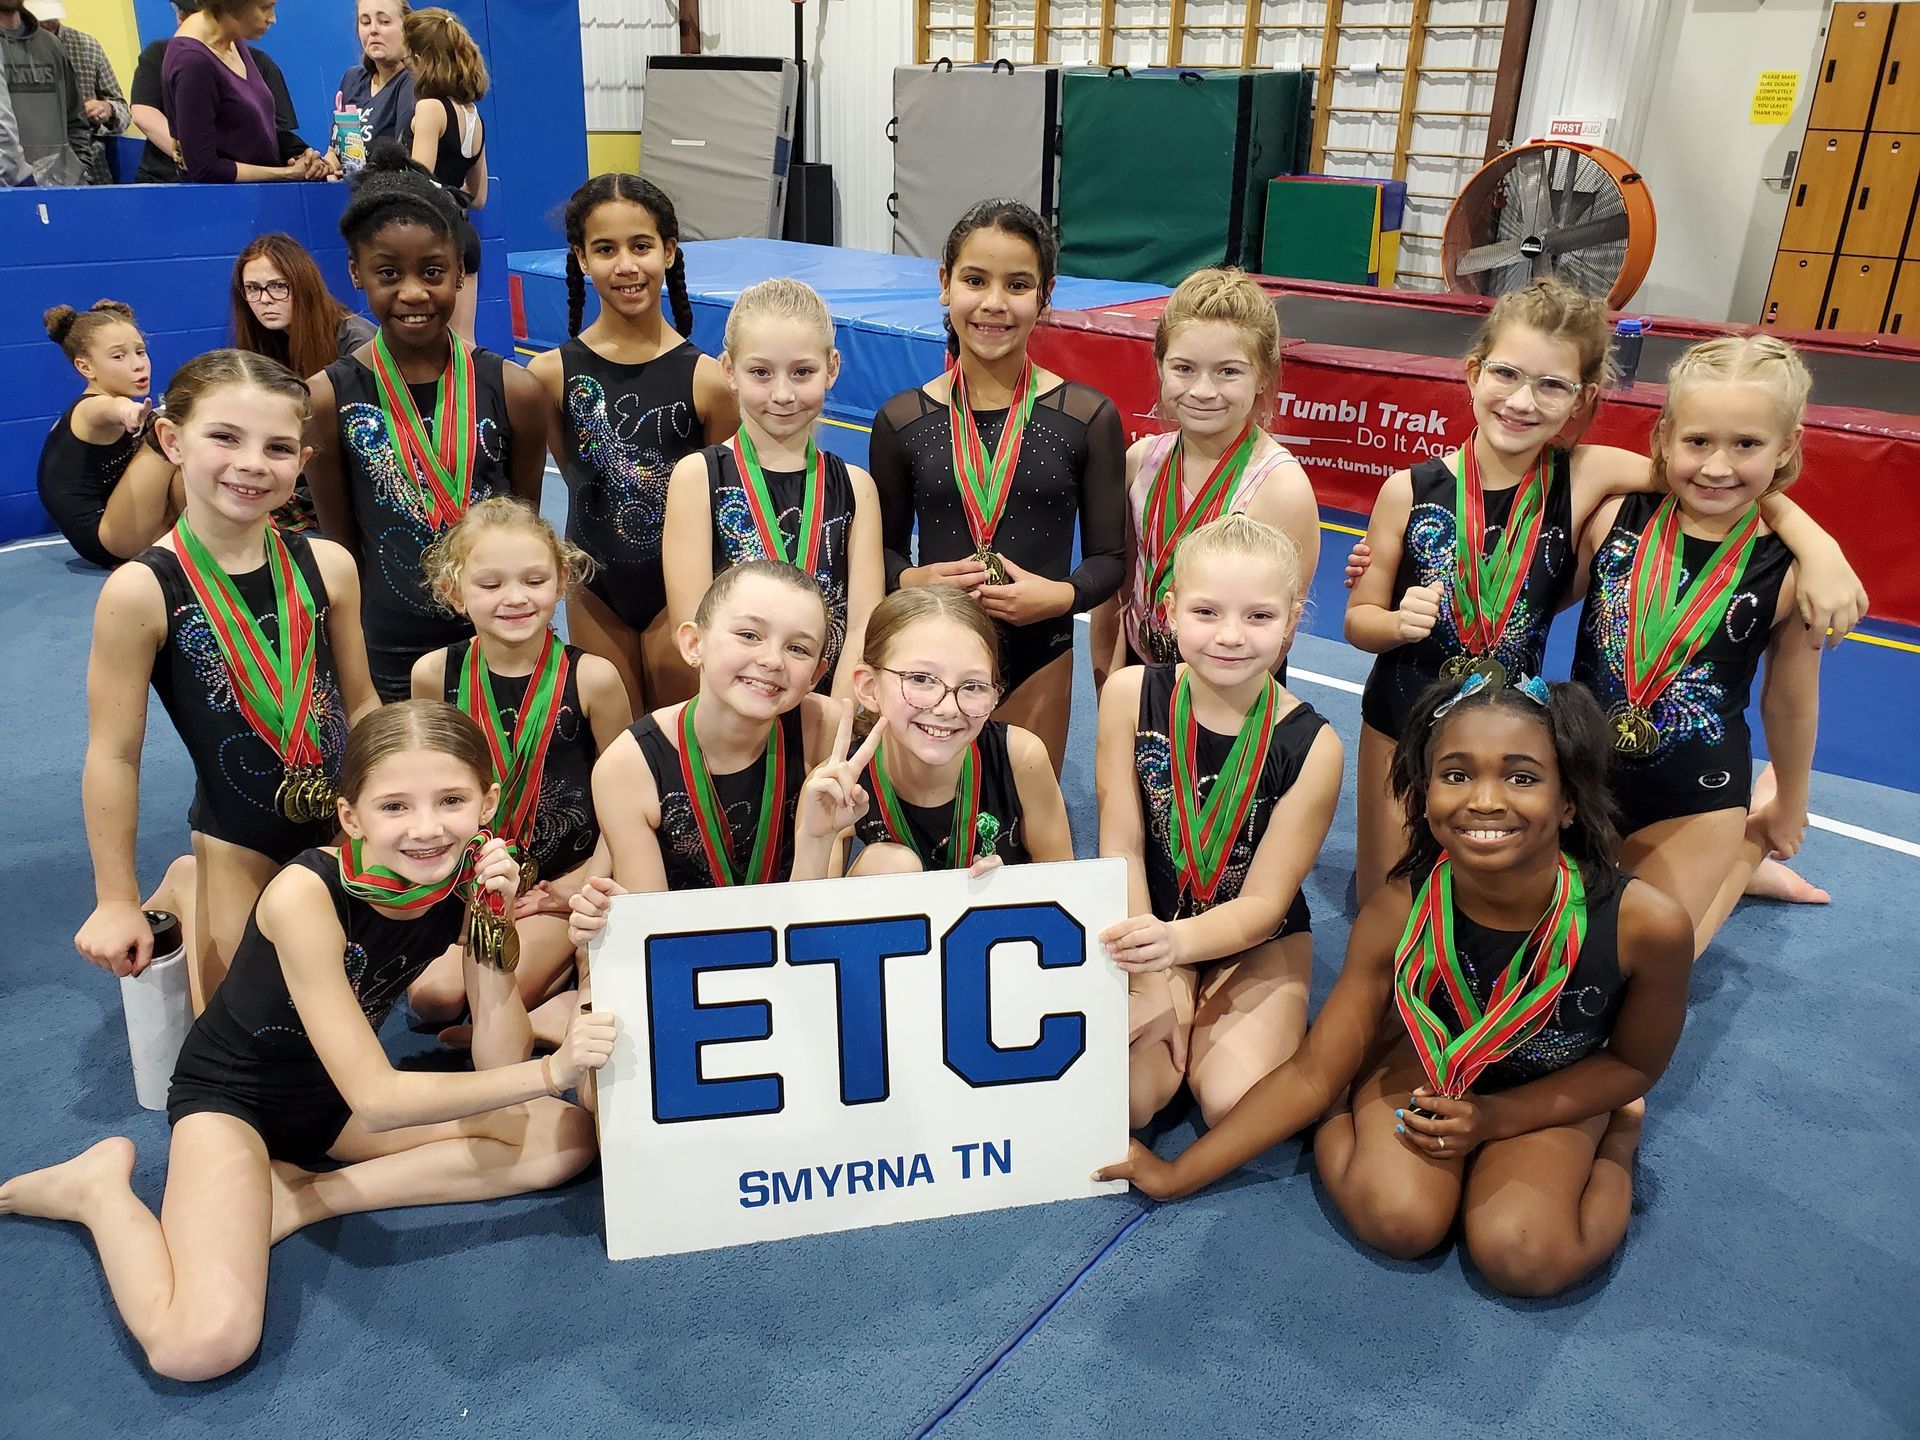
[1,525,1916,1437]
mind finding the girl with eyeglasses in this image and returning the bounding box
[231,234,377,532]
[1098,515,1341,1130]
[1342,278,1865,909]
[845,586,1072,876]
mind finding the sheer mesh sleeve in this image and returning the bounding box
[870,391,923,591]
[1064,387,1127,613]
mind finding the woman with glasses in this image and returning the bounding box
[229,233,376,532]
[1341,278,1865,909]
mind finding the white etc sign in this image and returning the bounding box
[589,860,1131,1260]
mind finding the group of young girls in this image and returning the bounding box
[8,152,1872,1375]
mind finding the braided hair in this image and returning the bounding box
[561,173,693,339]
[338,140,465,260]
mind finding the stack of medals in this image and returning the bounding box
[337,832,518,971]
[1137,423,1260,666]
[869,738,984,869]
[731,428,826,576]
[458,630,570,896]
[677,696,787,887]
[1168,670,1278,907]
[1438,438,1549,688]
[370,329,478,531]
[1611,495,1762,755]
[947,355,1038,585]
[1392,853,1587,1097]
[172,516,334,823]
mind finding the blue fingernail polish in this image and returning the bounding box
[1396,1124,1405,1134]
[1395,1109,1404,1118]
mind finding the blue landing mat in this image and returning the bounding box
[509,238,1169,426]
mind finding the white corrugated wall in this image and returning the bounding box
[578,0,678,132]
[1512,0,1673,159]
[697,0,916,253]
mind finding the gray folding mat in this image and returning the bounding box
[643,55,798,241]
[889,59,1061,258]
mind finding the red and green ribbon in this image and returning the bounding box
[456,632,569,850]
[172,516,326,774]
[1168,669,1278,906]
[730,428,826,573]
[1392,852,1588,1097]
[1450,437,1549,662]
[946,355,1038,555]
[677,696,786,887]
[1139,423,1260,637]
[1622,494,1762,716]
[370,329,478,530]
[337,833,482,911]
[868,739,981,869]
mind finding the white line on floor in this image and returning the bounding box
[1073,616,1918,857]
[0,536,69,553]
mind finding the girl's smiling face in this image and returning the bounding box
[722,315,838,448]
[681,572,830,721]
[1168,551,1299,686]
[455,529,561,646]
[940,226,1047,368]
[853,617,999,768]
[1158,320,1262,444]
[1424,705,1573,871]
[1467,323,1589,461]
[1660,381,1799,522]
[577,200,673,324]
[339,748,496,886]
[352,221,461,345]
[159,383,309,525]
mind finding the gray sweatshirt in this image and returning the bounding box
[0,10,89,185]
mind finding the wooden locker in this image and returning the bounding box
[1841,133,1920,255]
[1810,4,1895,131]
[1872,2,1920,132]
[1886,263,1920,335]
[1779,131,1866,251]
[1761,251,1834,329]
[1822,255,1896,331]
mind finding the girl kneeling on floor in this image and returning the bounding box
[1100,673,1694,1299]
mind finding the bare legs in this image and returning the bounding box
[1354,723,1402,908]
[0,1096,598,1382]
[1618,808,1748,958]
[995,651,1073,778]
[1314,1040,1644,1295]
[189,834,280,1014]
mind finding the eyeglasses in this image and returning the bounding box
[1434,669,1549,718]
[1477,360,1584,412]
[243,280,292,302]
[876,666,1000,719]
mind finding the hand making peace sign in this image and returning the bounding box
[797,703,889,841]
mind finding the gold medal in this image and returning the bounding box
[275,772,298,821]
[465,893,520,973]
[976,544,1009,586]
[1145,621,1181,667]
[519,856,540,895]
[1610,704,1661,756]
[1441,653,1473,679]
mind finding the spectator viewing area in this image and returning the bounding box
[0,3,1915,1438]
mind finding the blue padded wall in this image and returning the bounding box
[2,184,510,544]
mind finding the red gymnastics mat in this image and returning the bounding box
[1030,278,1920,628]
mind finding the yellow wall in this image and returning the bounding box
[585,131,641,176]
[65,0,143,98]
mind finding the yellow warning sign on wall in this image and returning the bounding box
[1751,70,1800,124]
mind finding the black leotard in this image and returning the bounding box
[870,381,1126,693]
[326,347,514,700]
[168,847,466,1161]
[36,400,145,568]
[136,532,348,860]
[630,706,806,890]
[1360,449,1576,742]
[1571,492,1794,834]
[1423,868,1627,1093]
[704,441,856,685]
[440,638,601,878]
[559,337,706,630]
[853,719,1030,867]
[1134,665,1328,940]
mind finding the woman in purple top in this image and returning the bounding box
[163,0,332,183]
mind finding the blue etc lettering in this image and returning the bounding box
[591,861,1131,1259]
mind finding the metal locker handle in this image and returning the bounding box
[1796,183,1807,206]
[1857,187,1871,210]
[1826,59,1836,83]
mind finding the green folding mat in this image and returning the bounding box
[1059,66,1312,286]
[1262,176,1381,285]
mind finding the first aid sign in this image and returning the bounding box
[590,860,1131,1259]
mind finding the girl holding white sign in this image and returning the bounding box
[407,497,634,1027]
[1099,674,1695,1298]
[663,278,884,702]
[2,702,616,1380]
[1097,515,1343,1129]
[846,587,1073,874]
